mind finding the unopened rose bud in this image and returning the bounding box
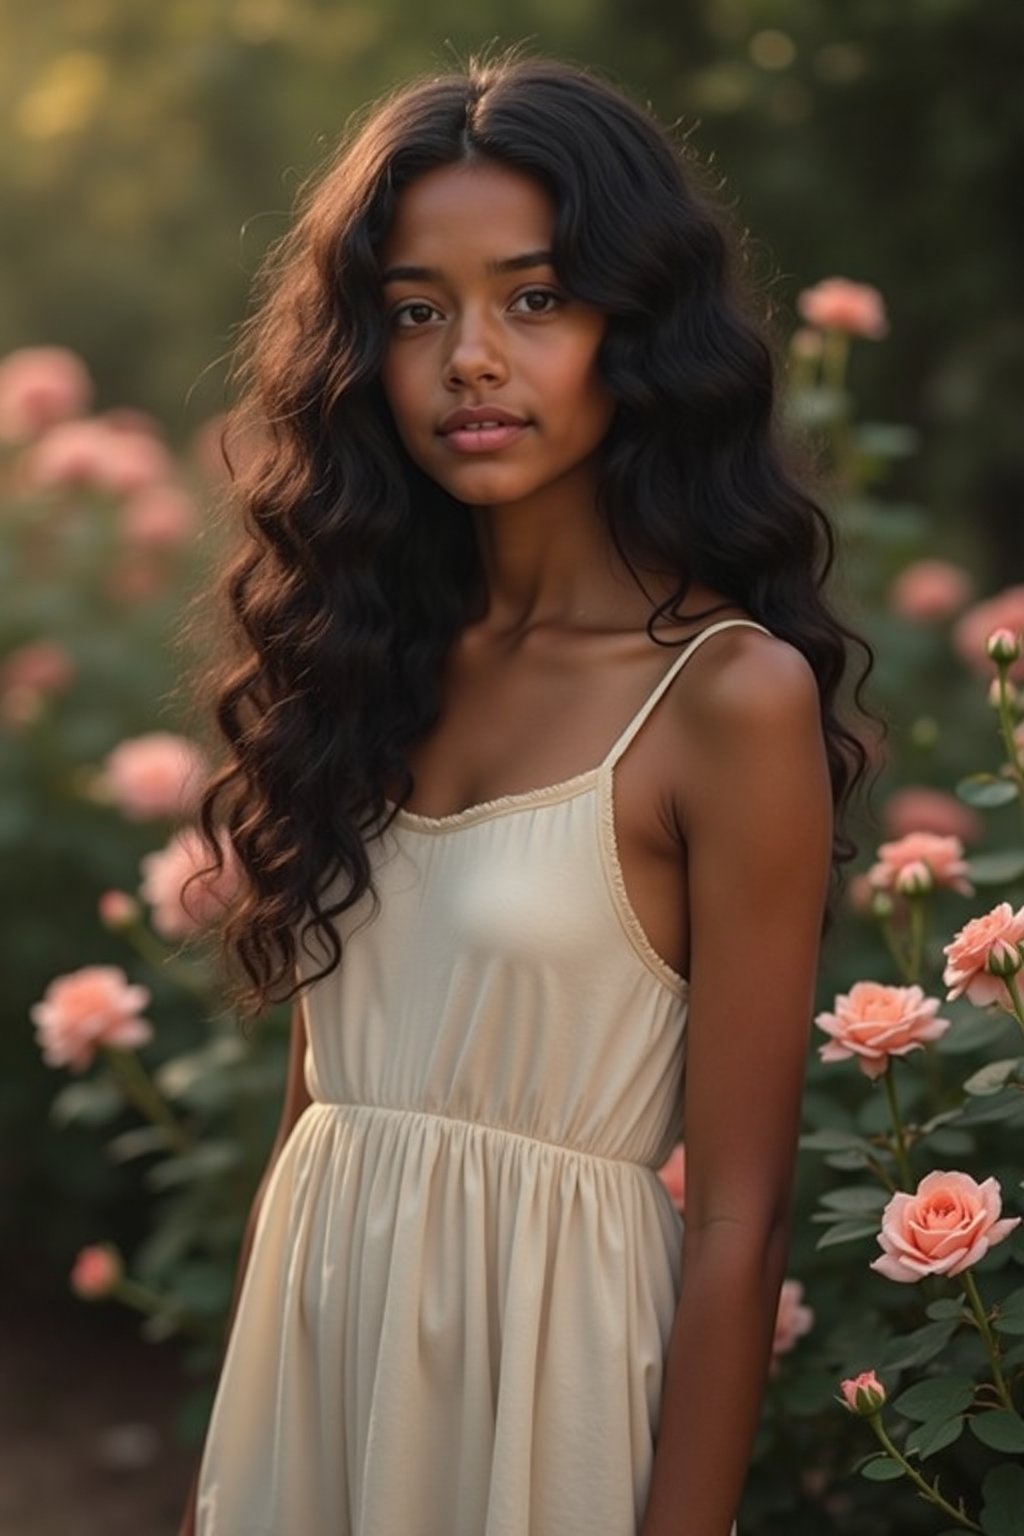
[98,889,141,929]
[870,890,895,920]
[894,860,934,897]
[988,677,1020,710]
[70,1243,123,1299]
[986,628,1022,664]
[984,938,1024,978]
[839,1370,887,1416]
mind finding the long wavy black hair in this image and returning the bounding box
[185,48,875,1019]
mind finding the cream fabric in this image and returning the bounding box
[196,618,768,1535]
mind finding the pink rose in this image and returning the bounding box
[871,1170,1020,1283]
[954,587,1024,684]
[99,732,208,821]
[24,416,174,497]
[839,1370,887,1414]
[119,483,198,549]
[771,1279,814,1368]
[796,277,889,339]
[70,1243,123,1299]
[0,346,93,443]
[888,559,974,623]
[656,1143,685,1212]
[139,826,241,940]
[815,981,950,1079]
[0,639,77,728]
[942,901,1024,1007]
[867,831,973,897]
[98,889,141,929]
[31,965,153,1072]
[881,787,982,846]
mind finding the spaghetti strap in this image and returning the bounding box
[601,617,772,770]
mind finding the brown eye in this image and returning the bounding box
[511,288,563,315]
[392,301,441,328]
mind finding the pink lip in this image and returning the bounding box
[442,422,529,454]
[438,404,528,434]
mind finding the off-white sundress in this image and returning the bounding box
[196,617,768,1535]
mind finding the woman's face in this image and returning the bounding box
[378,159,615,510]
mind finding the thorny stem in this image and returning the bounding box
[102,1046,191,1155]
[960,1269,1016,1413]
[883,1064,913,1190]
[1000,973,1024,1042]
[866,1414,981,1531]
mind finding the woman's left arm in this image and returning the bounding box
[639,635,834,1536]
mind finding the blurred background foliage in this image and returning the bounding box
[2,2,1023,1531]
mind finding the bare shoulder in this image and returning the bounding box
[678,624,822,737]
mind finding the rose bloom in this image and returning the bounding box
[796,277,888,339]
[871,1170,1020,1282]
[815,981,950,1079]
[119,483,198,550]
[771,1278,814,1369]
[31,965,153,1072]
[139,826,241,940]
[0,345,93,443]
[98,889,141,929]
[100,732,208,821]
[1,638,76,696]
[839,1370,886,1414]
[954,586,1024,684]
[656,1143,685,1212]
[70,1243,123,1299]
[942,901,1024,1007]
[888,559,974,624]
[867,831,973,897]
[882,786,982,846]
[24,416,174,497]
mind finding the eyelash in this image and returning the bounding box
[390,287,564,329]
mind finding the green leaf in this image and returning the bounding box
[825,1149,872,1171]
[994,1287,1024,1336]
[106,1125,175,1162]
[925,1298,969,1322]
[956,1092,1024,1127]
[970,1410,1024,1453]
[966,848,1024,883]
[878,1320,960,1370]
[49,1077,122,1126]
[815,1220,881,1250]
[924,1128,977,1155]
[860,1455,906,1481]
[799,1128,876,1152]
[856,422,921,459]
[956,775,1020,810]
[905,1415,965,1459]
[963,1059,1024,1097]
[818,1185,890,1214]
[145,1141,240,1190]
[893,1375,975,1422]
[981,1463,1024,1536]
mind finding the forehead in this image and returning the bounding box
[380,161,555,265]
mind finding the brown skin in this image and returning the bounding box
[183,160,833,1535]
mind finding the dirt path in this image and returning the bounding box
[0,1295,196,1536]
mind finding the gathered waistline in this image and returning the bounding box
[308,1098,658,1174]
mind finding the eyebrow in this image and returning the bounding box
[381,249,556,284]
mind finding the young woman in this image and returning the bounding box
[181,50,869,1536]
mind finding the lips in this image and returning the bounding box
[438,404,528,435]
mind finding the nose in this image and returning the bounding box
[443,307,508,390]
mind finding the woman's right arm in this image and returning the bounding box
[177,995,314,1536]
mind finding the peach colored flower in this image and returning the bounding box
[867,831,973,897]
[0,346,93,443]
[119,483,198,549]
[31,966,152,1072]
[871,1171,1020,1282]
[942,901,1024,1007]
[815,981,950,1079]
[882,786,982,846]
[98,889,141,929]
[656,1143,685,1212]
[796,277,888,339]
[139,826,241,940]
[839,1371,887,1414]
[771,1279,814,1367]
[0,639,77,727]
[70,1243,123,1299]
[24,416,174,497]
[888,559,974,623]
[99,732,208,821]
[954,586,1024,684]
